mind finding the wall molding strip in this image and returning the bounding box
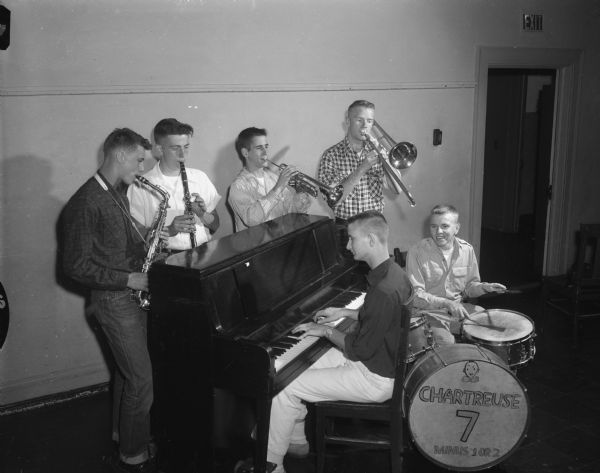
[0,81,477,97]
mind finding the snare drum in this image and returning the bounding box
[462,309,536,369]
[403,344,530,471]
[406,315,437,362]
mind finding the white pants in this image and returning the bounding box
[267,347,394,465]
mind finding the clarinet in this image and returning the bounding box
[133,176,170,310]
[180,161,197,248]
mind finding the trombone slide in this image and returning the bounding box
[381,158,416,207]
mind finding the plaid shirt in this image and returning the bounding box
[317,137,384,219]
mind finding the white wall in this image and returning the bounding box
[1,0,599,404]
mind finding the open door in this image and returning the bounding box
[480,69,555,284]
[534,83,556,274]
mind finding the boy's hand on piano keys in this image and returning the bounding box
[292,322,328,339]
[313,307,344,324]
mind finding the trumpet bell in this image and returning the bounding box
[389,141,417,170]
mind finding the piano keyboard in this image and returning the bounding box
[273,291,366,371]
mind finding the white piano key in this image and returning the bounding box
[274,292,365,371]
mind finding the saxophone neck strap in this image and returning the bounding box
[94,173,146,245]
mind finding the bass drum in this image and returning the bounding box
[403,344,530,471]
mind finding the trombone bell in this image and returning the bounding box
[388,142,417,170]
[366,120,417,206]
[370,120,417,170]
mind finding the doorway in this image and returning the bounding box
[471,47,582,278]
[479,69,556,285]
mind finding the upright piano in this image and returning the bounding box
[148,214,366,473]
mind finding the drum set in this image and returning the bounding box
[402,308,536,471]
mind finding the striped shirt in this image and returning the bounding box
[317,137,384,219]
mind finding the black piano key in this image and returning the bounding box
[272,342,295,349]
[270,347,287,356]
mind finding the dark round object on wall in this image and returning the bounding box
[0,281,9,349]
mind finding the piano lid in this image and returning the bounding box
[161,213,335,275]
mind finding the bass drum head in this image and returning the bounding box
[404,344,530,471]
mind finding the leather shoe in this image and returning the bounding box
[234,458,284,473]
[106,454,158,473]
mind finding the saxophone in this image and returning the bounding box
[133,175,170,310]
[180,161,197,248]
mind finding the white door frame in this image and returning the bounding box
[470,47,582,276]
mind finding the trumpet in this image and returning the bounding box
[267,160,343,208]
[362,120,417,207]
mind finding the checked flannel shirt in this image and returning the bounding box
[317,137,384,219]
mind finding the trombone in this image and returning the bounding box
[362,120,417,207]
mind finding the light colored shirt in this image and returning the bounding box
[406,237,487,310]
[128,163,221,250]
[228,167,307,232]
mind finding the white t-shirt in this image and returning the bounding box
[128,162,221,250]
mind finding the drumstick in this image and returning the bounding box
[462,313,506,332]
[418,309,506,332]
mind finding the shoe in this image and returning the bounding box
[233,459,284,473]
[111,439,157,461]
[105,454,158,473]
[269,463,285,473]
[287,442,309,458]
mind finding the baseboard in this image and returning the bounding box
[0,361,110,409]
[0,382,109,416]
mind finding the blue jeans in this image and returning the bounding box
[92,289,153,464]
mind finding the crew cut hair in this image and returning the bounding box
[347,210,389,243]
[153,118,194,144]
[347,99,375,115]
[103,128,151,157]
[431,204,460,221]
[235,127,267,163]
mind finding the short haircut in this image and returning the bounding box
[153,118,194,144]
[347,210,389,243]
[235,127,267,162]
[347,100,375,116]
[431,204,460,221]
[103,128,151,157]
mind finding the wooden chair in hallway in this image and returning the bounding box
[313,303,411,473]
[542,223,600,345]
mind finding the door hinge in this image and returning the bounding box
[547,184,553,200]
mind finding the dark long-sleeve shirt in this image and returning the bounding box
[61,173,145,291]
[344,257,413,378]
